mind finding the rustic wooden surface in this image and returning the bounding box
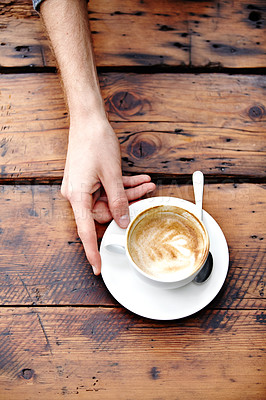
[0,183,265,309]
[0,0,265,399]
[1,73,265,180]
[0,307,264,400]
[0,0,265,68]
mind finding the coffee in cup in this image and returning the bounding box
[104,197,210,289]
[127,205,209,282]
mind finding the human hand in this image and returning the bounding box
[61,116,155,275]
[91,174,156,225]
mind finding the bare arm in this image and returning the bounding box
[40,0,155,274]
[40,0,104,120]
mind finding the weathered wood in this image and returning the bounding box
[189,0,266,68]
[0,307,265,399]
[0,0,265,68]
[2,122,265,180]
[0,183,265,308]
[1,1,264,398]
[1,73,265,180]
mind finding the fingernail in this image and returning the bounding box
[119,214,130,228]
[91,265,97,275]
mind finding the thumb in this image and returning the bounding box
[103,174,130,229]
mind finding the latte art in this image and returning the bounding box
[128,206,208,280]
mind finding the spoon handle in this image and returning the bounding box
[192,171,204,221]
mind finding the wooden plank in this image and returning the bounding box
[0,0,48,68]
[0,183,265,308]
[190,0,266,68]
[0,0,265,68]
[0,307,265,399]
[2,122,265,180]
[0,73,265,180]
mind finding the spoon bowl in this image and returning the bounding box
[193,252,213,284]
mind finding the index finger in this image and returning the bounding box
[71,199,101,275]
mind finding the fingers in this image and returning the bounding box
[122,174,155,202]
[122,174,152,188]
[93,200,112,224]
[96,174,155,203]
[92,175,155,224]
[102,174,130,229]
[92,180,156,224]
[71,200,101,275]
[125,181,156,202]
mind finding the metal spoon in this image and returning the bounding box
[192,171,213,284]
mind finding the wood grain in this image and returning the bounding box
[0,307,265,399]
[0,0,265,68]
[190,0,266,68]
[0,183,265,308]
[1,1,265,398]
[1,73,265,180]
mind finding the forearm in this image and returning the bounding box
[40,0,106,121]
[37,0,155,273]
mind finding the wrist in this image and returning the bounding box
[69,109,112,138]
[68,94,108,122]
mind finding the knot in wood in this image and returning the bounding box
[107,91,150,119]
[248,11,261,22]
[128,133,161,159]
[248,105,265,121]
[21,368,34,380]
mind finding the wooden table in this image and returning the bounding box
[0,1,265,399]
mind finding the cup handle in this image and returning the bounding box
[103,233,126,254]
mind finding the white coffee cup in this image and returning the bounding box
[104,197,210,289]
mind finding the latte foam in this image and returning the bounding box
[127,205,208,280]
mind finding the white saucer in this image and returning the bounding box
[100,197,229,320]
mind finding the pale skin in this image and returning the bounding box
[40,0,155,275]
